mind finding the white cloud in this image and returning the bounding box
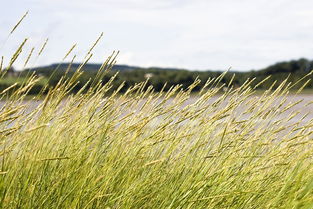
[1,0,313,71]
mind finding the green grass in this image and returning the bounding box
[0,70,312,208]
[1,13,313,208]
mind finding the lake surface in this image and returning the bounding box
[0,94,312,125]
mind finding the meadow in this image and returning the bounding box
[1,14,313,208]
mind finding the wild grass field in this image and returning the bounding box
[1,14,313,208]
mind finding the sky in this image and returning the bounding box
[1,0,313,71]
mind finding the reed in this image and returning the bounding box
[0,13,312,208]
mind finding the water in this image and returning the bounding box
[0,94,312,126]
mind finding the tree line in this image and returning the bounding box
[1,58,312,95]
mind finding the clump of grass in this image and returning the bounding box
[0,13,313,208]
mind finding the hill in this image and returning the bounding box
[27,63,142,74]
[2,58,313,95]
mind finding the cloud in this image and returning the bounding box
[1,0,313,71]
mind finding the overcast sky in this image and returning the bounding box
[1,0,313,71]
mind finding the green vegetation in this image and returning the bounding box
[1,65,313,208]
[2,57,313,95]
[1,13,313,208]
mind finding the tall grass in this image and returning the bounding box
[0,14,313,208]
